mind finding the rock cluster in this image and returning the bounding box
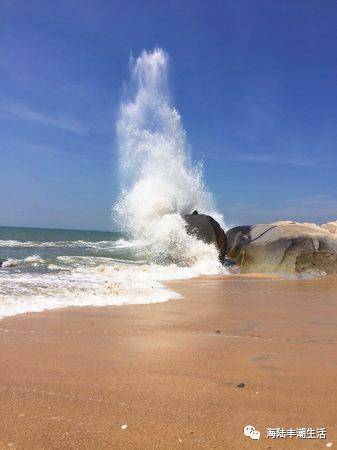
[226,221,337,275]
[184,213,337,275]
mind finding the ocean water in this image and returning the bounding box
[0,225,224,319]
[0,48,227,319]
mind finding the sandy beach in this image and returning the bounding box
[0,274,336,449]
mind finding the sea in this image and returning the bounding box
[0,225,225,319]
[0,48,229,319]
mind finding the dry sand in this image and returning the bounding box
[0,274,336,449]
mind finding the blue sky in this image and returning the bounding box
[1,0,336,230]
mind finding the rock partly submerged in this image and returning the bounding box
[184,211,227,261]
[226,221,337,276]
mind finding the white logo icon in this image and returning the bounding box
[244,425,260,440]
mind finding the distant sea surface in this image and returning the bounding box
[0,226,131,263]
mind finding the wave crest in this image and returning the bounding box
[113,48,225,269]
[2,255,45,268]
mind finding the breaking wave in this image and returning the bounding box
[2,255,45,268]
[0,48,227,320]
[0,254,220,319]
[112,48,225,271]
[0,239,138,250]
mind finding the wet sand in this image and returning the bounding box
[0,274,336,449]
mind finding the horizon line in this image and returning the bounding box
[0,224,119,234]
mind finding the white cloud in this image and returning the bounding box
[0,101,88,135]
[206,148,333,168]
[225,150,328,168]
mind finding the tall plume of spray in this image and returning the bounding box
[113,48,225,269]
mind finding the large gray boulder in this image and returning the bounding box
[226,221,337,275]
[184,211,227,261]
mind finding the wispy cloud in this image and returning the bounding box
[281,195,337,220]
[5,140,61,156]
[0,101,88,135]
[222,150,331,168]
[3,139,112,164]
[205,82,336,169]
[205,148,334,168]
[225,194,337,226]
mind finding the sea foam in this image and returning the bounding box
[0,48,226,320]
[2,255,45,268]
[113,48,226,271]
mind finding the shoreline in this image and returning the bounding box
[0,274,336,448]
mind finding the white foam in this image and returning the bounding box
[2,258,21,267]
[47,264,62,271]
[0,257,226,319]
[0,48,228,320]
[0,240,25,247]
[112,48,227,269]
[0,249,228,319]
[2,255,45,268]
[0,239,131,250]
[24,255,44,264]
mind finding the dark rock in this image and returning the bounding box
[216,330,221,334]
[184,212,227,261]
[226,225,252,260]
[226,221,337,275]
[237,383,245,388]
[223,257,237,267]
